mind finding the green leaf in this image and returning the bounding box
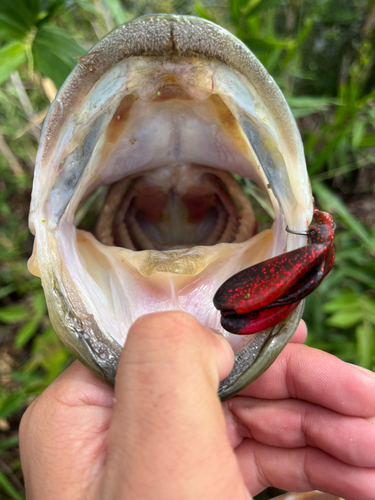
[0,0,38,41]
[250,0,283,15]
[323,291,359,312]
[291,108,317,118]
[336,268,375,289]
[0,470,23,500]
[359,135,375,147]
[32,25,85,87]
[0,42,27,85]
[0,283,17,300]
[356,324,374,369]
[312,182,374,249]
[42,348,70,382]
[103,0,127,25]
[10,370,46,389]
[0,435,19,451]
[36,0,65,30]
[229,0,248,25]
[359,296,375,324]
[245,37,294,53]
[194,2,216,22]
[0,305,29,323]
[76,0,98,15]
[242,0,261,15]
[0,392,28,420]
[352,120,366,148]
[308,132,347,175]
[287,96,340,108]
[327,309,363,328]
[33,290,46,316]
[14,317,40,349]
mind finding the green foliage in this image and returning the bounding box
[0,0,374,498]
[313,182,373,248]
[0,42,27,86]
[0,0,85,87]
[105,0,128,24]
[32,25,85,86]
[0,471,23,500]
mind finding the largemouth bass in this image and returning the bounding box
[29,15,334,404]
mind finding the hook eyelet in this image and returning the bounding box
[285,226,310,237]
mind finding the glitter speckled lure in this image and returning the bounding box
[214,208,335,335]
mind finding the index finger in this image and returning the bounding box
[238,343,375,417]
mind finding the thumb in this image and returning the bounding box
[99,311,249,500]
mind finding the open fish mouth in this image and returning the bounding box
[29,14,317,400]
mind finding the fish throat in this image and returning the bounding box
[95,164,256,252]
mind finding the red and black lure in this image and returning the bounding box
[213,208,335,335]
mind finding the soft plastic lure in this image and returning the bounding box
[214,208,335,334]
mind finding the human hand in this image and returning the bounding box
[20,312,375,500]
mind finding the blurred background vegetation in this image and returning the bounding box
[0,0,374,498]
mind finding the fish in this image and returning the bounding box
[28,14,334,403]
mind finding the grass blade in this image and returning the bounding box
[0,471,24,500]
[312,182,374,249]
[356,324,374,370]
[0,42,26,85]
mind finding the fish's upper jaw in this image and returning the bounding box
[30,15,311,235]
[29,14,311,394]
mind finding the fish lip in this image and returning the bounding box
[29,14,311,398]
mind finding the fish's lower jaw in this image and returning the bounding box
[33,220,305,395]
[48,221,275,350]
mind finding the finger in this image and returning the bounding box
[100,311,248,500]
[235,440,375,500]
[20,361,114,500]
[225,396,375,467]
[289,319,308,344]
[51,360,114,407]
[238,343,375,417]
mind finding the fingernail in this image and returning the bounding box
[349,363,375,379]
[367,416,375,424]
